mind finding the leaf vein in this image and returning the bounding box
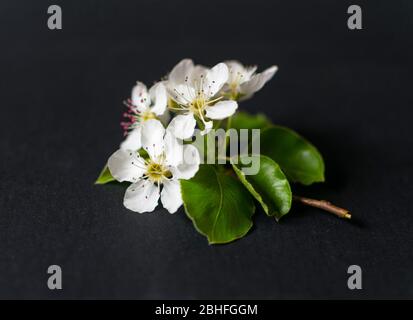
[211,167,224,241]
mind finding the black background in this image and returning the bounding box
[1,0,412,299]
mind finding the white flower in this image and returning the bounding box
[108,119,200,213]
[222,60,278,101]
[120,81,169,151]
[165,59,238,138]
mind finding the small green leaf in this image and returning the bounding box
[232,155,292,220]
[258,126,325,185]
[181,165,255,244]
[229,111,272,130]
[95,164,115,185]
[138,148,149,159]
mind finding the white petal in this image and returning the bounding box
[164,130,183,167]
[172,144,200,180]
[167,84,196,105]
[225,60,244,83]
[205,100,238,120]
[141,119,165,160]
[204,63,229,97]
[124,180,160,213]
[167,113,196,140]
[168,59,194,85]
[225,60,256,84]
[108,149,145,183]
[245,65,258,80]
[160,180,182,214]
[149,82,167,116]
[188,65,209,83]
[239,65,278,97]
[131,82,150,112]
[120,127,142,151]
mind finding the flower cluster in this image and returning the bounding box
[104,59,278,214]
[97,58,349,244]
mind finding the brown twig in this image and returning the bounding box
[293,195,351,219]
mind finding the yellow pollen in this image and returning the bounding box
[146,161,171,183]
[189,94,223,117]
[167,97,179,110]
[189,96,207,116]
[141,110,156,121]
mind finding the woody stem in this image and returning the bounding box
[293,195,351,219]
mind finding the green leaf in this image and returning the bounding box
[232,155,292,220]
[258,126,325,185]
[228,111,272,130]
[138,148,149,159]
[181,165,255,244]
[95,164,115,185]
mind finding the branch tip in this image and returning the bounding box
[293,195,351,220]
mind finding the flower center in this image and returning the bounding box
[141,110,156,121]
[121,101,159,135]
[230,82,238,90]
[189,96,207,116]
[146,161,171,183]
[229,72,244,96]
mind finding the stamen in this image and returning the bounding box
[173,88,192,104]
[205,95,223,105]
[120,99,141,136]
